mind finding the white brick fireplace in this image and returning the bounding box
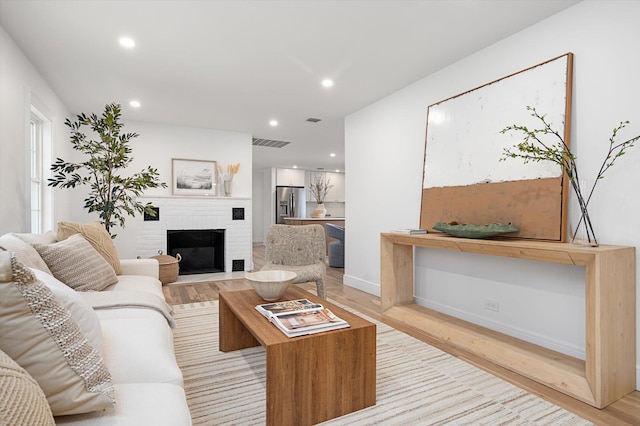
[135,196,252,273]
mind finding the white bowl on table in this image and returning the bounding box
[246,270,297,301]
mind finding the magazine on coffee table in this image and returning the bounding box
[255,299,350,337]
[255,299,323,318]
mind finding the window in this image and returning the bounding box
[29,105,52,233]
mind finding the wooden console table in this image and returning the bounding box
[380,233,636,408]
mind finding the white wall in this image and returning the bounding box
[0,26,72,234]
[252,167,277,244]
[0,24,254,258]
[345,0,640,386]
[252,167,276,243]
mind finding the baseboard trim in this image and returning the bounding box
[343,274,380,296]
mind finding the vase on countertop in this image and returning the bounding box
[311,203,327,218]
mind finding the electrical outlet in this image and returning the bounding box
[484,299,499,312]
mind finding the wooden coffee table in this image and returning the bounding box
[219,286,376,426]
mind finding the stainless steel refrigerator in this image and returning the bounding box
[276,186,306,224]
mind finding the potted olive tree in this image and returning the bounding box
[49,103,167,237]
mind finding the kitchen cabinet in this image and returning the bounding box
[325,172,345,202]
[276,168,305,187]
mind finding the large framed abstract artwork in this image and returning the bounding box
[421,53,573,241]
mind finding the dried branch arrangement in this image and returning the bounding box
[500,106,638,245]
[309,174,333,204]
[218,163,240,181]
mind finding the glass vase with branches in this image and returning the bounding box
[500,106,638,246]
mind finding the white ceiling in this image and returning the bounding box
[0,0,580,171]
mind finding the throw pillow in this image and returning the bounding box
[0,349,56,426]
[31,268,103,354]
[0,233,52,274]
[0,252,115,416]
[12,230,58,245]
[33,234,119,291]
[57,221,122,275]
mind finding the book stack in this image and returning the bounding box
[390,228,428,234]
[255,299,350,337]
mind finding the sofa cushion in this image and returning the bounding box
[54,383,191,426]
[0,348,56,426]
[0,253,115,416]
[31,268,103,354]
[57,221,122,275]
[97,310,183,386]
[33,234,118,291]
[0,233,52,274]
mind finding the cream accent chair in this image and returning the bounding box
[260,224,326,299]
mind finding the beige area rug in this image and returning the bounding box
[172,301,593,426]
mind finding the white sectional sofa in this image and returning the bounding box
[0,227,192,426]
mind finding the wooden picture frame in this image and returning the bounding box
[421,53,573,241]
[172,158,217,196]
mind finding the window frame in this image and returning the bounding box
[29,104,53,233]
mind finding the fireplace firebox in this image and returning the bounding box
[167,229,225,274]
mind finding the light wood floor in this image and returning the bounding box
[163,243,640,426]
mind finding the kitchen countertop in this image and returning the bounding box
[285,217,345,221]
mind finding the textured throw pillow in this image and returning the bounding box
[31,268,103,354]
[57,221,122,275]
[0,233,52,274]
[0,349,56,426]
[33,234,119,291]
[0,252,115,416]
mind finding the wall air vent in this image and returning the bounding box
[306,117,322,122]
[252,138,291,148]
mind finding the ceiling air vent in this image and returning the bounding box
[252,138,291,148]
[306,117,322,123]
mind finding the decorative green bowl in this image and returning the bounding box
[432,221,519,239]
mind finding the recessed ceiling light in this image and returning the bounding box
[335,169,340,172]
[119,37,135,49]
[293,165,298,169]
[321,79,334,88]
[269,120,278,126]
[330,153,336,157]
[129,100,141,108]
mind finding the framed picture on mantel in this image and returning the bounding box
[172,158,217,196]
